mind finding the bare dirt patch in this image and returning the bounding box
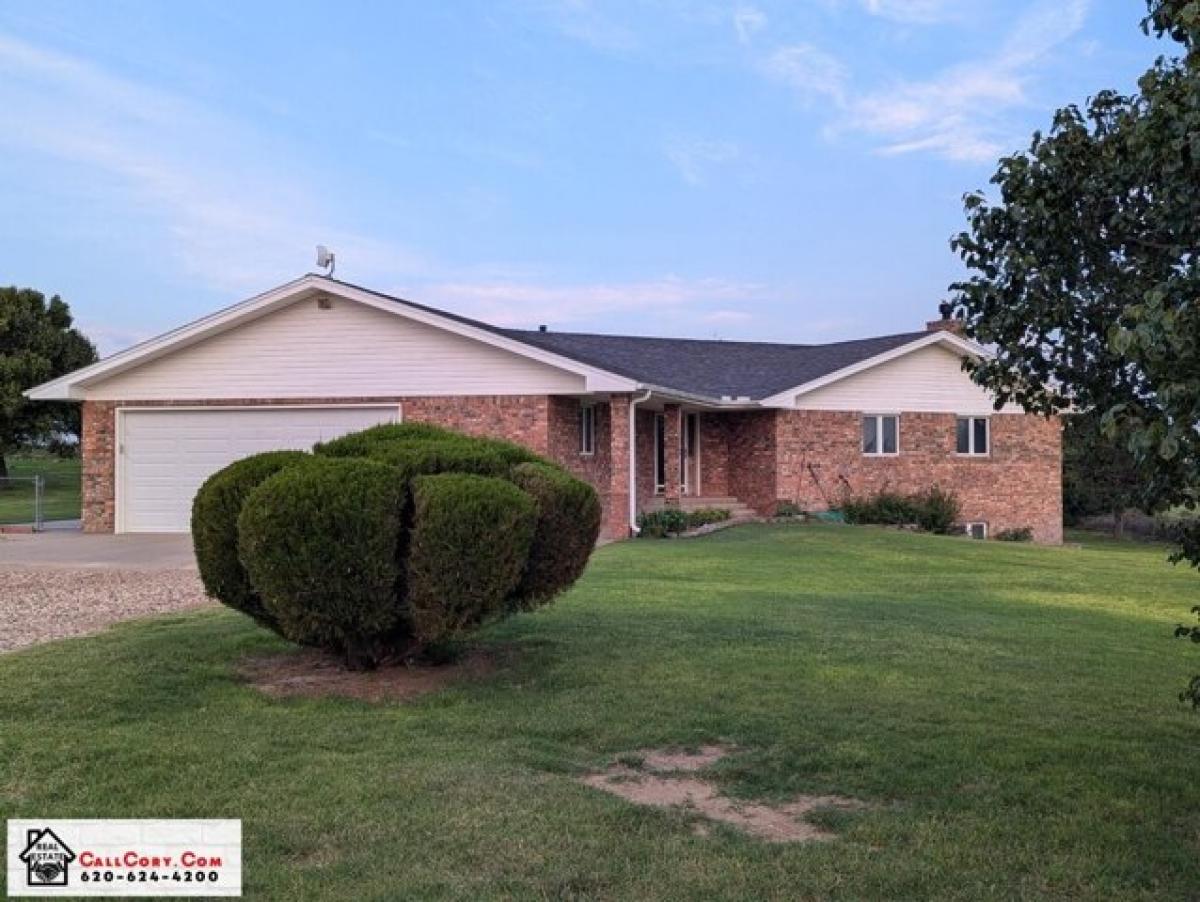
[582,746,866,843]
[237,647,496,703]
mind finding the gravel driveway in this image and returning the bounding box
[1,567,213,653]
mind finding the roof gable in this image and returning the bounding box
[26,276,637,401]
[26,275,992,405]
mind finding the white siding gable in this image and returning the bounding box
[792,344,1009,414]
[85,296,587,400]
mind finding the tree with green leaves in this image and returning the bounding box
[0,287,97,478]
[1063,413,1145,538]
[941,1,1200,704]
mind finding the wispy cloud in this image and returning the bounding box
[417,276,763,330]
[848,0,1089,160]
[699,309,753,325]
[664,137,740,186]
[760,0,1091,162]
[761,44,848,105]
[733,5,767,45]
[859,0,961,24]
[533,0,637,51]
[77,323,156,357]
[0,33,428,294]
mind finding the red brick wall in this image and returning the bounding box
[80,397,1063,544]
[725,411,778,515]
[548,396,629,537]
[698,413,730,497]
[635,408,658,507]
[81,400,119,533]
[775,410,1063,543]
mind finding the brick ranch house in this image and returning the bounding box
[27,275,1062,543]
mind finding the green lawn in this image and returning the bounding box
[3,524,1199,899]
[0,454,81,524]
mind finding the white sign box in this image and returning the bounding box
[7,820,241,897]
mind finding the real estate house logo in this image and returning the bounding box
[19,827,76,887]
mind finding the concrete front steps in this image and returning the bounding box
[648,495,759,521]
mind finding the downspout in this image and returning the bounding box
[628,389,653,535]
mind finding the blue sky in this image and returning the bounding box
[0,0,1160,355]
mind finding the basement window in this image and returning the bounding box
[966,521,988,540]
[956,417,990,455]
[580,404,595,456]
[862,414,898,456]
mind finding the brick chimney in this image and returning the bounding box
[926,316,965,335]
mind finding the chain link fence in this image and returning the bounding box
[0,476,45,530]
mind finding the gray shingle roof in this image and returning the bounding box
[323,276,927,402]
[501,329,928,400]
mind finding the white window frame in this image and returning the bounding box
[861,413,900,457]
[654,413,666,494]
[956,416,990,456]
[579,403,595,456]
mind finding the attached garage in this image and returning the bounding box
[26,275,629,534]
[117,405,399,532]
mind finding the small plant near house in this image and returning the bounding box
[192,423,601,669]
[994,527,1034,542]
[636,507,732,538]
[774,500,806,518]
[687,508,732,528]
[841,486,961,535]
[637,508,689,538]
[912,486,960,534]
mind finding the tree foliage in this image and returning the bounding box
[941,2,1200,703]
[0,287,96,475]
[1062,413,1145,535]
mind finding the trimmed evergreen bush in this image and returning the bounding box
[312,421,459,457]
[191,422,599,669]
[191,449,309,629]
[237,457,407,668]
[406,473,537,640]
[365,438,540,481]
[509,461,602,605]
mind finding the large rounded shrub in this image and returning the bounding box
[191,450,308,629]
[405,473,537,641]
[237,457,407,668]
[191,421,600,669]
[508,461,602,607]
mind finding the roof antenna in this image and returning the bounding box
[315,245,336,278]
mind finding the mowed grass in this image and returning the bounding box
[0,454,80,524]
[3,524,1200,899]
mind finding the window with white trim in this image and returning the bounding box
[956,416,989,455]
[862,414,898,456]
[580,404,595,455]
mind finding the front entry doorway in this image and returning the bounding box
[653,411,701,496]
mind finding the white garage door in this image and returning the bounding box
[119,405,399,533]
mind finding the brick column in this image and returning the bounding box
[606,394,632,539]
[81,400,117,533]
[663,403,682,504]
